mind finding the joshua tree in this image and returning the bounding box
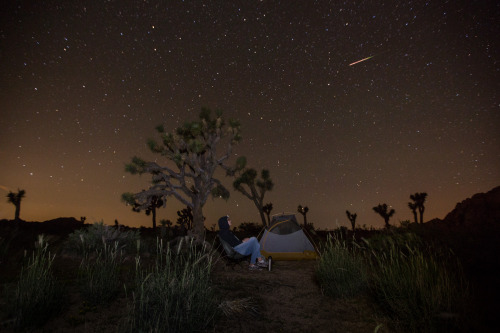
[372,203,395,229]
[176,206,194,232]
[122,108,242,240]
[410,192,428,224]
[346,210,357,232]
[262,203,273,225]
[297,205,309,227]
[408,202,418,224]
[122,191,163,230]
[233,167,274,227]
[7,189,26,221]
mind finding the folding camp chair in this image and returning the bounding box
[217,235,249,269]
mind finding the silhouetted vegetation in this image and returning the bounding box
[262,203,273,225]
[346,210,357,232]
[372,203,395,228]
[297,204,309,227]
[176,206,194,235]
[122,192,163,230]
[233,167,274,227]
[6,189,26,221]
[410,192,428,224]
[122,108,243,239]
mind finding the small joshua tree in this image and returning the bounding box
[262,203,273,226]
[346,210,357,232]
[233,167,274,227]
[297,205,309,227]
[176,206,194,235]
[410,192,428,224]
[373,203,395,229]
[7,189,26,221]
[408,202,418,224]
[122,192,163,230]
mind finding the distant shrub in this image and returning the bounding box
[124,238,219,332]
[236,222,262,236]
[9,235,64,329]
[78,242,122,305]
[66,221,140,256]
[316,234,368,298]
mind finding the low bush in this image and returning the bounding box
[66,221,140,256]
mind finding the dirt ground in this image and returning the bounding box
[211,258,391,333]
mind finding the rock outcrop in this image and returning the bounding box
[442,186,500,226]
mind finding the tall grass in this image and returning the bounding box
[365,234,468,332]
[10,235,64,329]
[316,234,368,298]
[79,241,122,305]
[125,238,219,332]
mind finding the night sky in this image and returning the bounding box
[1,0,498,230]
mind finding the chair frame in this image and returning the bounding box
[217,235,249,269]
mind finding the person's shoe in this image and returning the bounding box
[257,259,268,268]
[249,264,262,271]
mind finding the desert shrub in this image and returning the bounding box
[66,221,140,256]
[78,241,122,305]
[125,238,218,332]
[316,234,368,298]
[9,235,64,329]
[366,235,468,332]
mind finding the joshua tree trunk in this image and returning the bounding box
[191,199,205,240]
[15,204,21,221]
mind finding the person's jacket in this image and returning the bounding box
[218,216,242,247]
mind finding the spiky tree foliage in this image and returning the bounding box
[233,166,274,227]
[177,206,193,233]
[122,192,163,230]
[7,189,26,221]
[346,210,357,232]
[372,203,395,229]
[123,108,242,239]
[410,192,428,224]
[262,203,273,226]
[408,202,418,224]
[297,205,309,227]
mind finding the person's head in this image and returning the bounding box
[218,215,231,230]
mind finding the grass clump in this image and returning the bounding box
[125,238,219,332]
[78,241,122,306]
[66,221,140,256]
[316,234,368,298]
[9,235,64,329]
[365,234,468,332]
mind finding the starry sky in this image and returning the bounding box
[1,0,498,230]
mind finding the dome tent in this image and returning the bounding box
[259,214,319,260]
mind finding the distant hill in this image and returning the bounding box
[438,186,500,226]
[0,217,84,235]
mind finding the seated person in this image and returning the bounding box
[218,215,268,270]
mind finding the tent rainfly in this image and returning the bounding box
[259,214,319,260]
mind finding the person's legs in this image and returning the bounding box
[234,237,262,264]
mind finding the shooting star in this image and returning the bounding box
[349,55,374,66]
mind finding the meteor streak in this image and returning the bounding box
[349,55,374,66]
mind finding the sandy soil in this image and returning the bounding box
[211,259,391,333]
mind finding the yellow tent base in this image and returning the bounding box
[261,250,318,261]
